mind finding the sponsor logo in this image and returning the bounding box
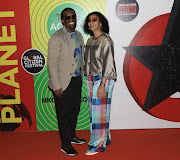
[115,0,139,22]
[21,48,46,75]
[41,97,87,103]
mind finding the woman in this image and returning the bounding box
[83,11,117,155]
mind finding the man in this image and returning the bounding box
[47,8,86,156]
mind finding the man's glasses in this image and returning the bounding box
[88,18,98,22]
[64,14,76,20]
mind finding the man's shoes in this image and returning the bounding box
[85,150,99,155]
[61,146,78,156]
[71,136,86,144]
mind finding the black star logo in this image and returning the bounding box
[124,0,180,111]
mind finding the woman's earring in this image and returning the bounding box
[101,26,103,29]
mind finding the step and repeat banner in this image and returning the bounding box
[0,0,180,132]
[0,0,106,132]
[109,0,180,129]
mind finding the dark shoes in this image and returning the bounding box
[61,146,78,156]
[71,136,86,144]
[61,137,86,156]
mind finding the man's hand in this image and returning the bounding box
[54,88,63,97]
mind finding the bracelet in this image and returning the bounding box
[100,83,104,87]
[100,81,106,91]
[100,81,105,86]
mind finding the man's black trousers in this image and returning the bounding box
[52,76,82,147]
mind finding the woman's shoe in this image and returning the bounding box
[85,150,98,155]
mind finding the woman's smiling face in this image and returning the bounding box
[88,14,102,32]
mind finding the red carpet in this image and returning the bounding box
[1,129,180,160]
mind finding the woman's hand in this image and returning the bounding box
[97,85,106,99]
[97,77,107,99]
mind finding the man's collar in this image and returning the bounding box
[62,26,76,34]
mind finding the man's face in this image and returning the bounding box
[61,9,77,32]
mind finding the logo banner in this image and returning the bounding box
[0,0,36,131]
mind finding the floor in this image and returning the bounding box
[1,129,180,160]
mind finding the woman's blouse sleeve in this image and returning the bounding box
[101,36,117,79]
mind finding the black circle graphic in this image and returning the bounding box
[21,48,46,75]
[115,0,139,22]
